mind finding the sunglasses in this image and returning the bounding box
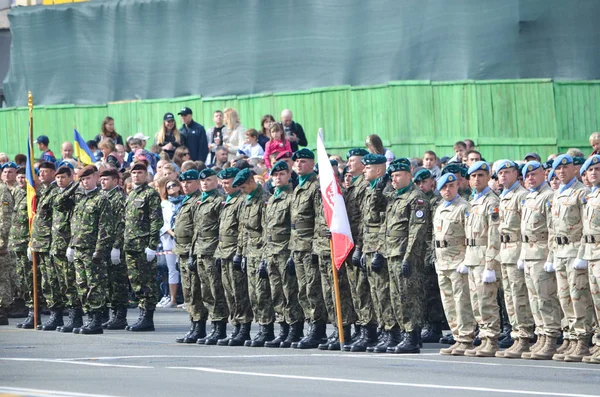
[167,184,178,190]
[182,152,190,156]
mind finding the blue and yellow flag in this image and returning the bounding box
[74,128,95,165]
[26,122,37,227]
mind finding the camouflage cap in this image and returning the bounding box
[291,148,315,161]
[387,158,411,174]
[580,155,600,176]
[413,168,433,183]
[522,161,542,179]
[346,148,369,160]
[436,173,457,191]
[231,168,254,187]
[271,160,289,173]
[178,169,200,181]
[79,165,98,178]
[198,168,216,179]
[360,153,386,165]
[467,161,490,175]
[217,167,240,180]
[99,168,119,178]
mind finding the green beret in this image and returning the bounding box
[361,153,386,165]
[179,169,200,181]
[346,148,369,160]
[573,156,585,166]
[342,166,350,176]
[291,148,315,161]
[232,168,254,187]
[413,169,433,183]
[442,163,467,178]
[198,168,216,179]
[387,158,411,174]
[271,160,289,173]
[217,167,240,180]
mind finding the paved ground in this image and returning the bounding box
[1,308,600,397]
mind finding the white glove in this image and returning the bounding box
[483,269,497,283]
[544,262,555,273]
[145,247,156,262]
[66,247,75,263]
[27,247,32,261]
[111,248,121,265]
[573,258,588,270]
[517,259,525,270]
[456,263,469,274]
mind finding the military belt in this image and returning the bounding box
[365,226,380,233]
[199,230,219,237]
[555,235,573,245]
[386,230,408,238]
[435,237,463,248]
[219,235,239,243]
[500,233,520,243]
[465,237,488,247]
[319,231,332,238]
[584,234,600,244]
[292,222,313,230]
[267,234,290,242]
[247,230,262,238]
[521,233,548,243]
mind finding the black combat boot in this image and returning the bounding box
[291,322,312,349]
[345,324,378,352]
[393,328,421,354]
[100,307,110,326]
[73,312,93,334]
[38,308,64,331]
[229,322,252,346]
[177,320,197,343]
[251,323,275,347]
[128,309,155,332]
[79,311,104,335]
[101,309,115,329]
[125,308,145,331]
[439,333,455,345]
[350,324,362,343]
[368,331,388,353]
[421,322,443,344]
[198,321,217,345]
[378,327,403,353]
[265,322,289,348]
[105,307,128,330]
[328,325,352,351]
[17,310,35,329]
[58,308,83,333]
[217,324,240,346]
[182,320,206,343]
[203,321,228,345]
[296,322,328,349]
[245,326,262,347]
[280,321,303,348]
[318,328,339,350]
[8,298,28,318]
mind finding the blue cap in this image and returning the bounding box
[1,161,18,170]
[522,161,542,179]
[467,161,490,175]
[552,154,573,172]
[496,160,517,173]
[436,173,458,191]
[580,155,600,176]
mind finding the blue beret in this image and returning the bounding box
[522,161,542,179]
[231,168,253,188]
[271,160,289,173]
[573,156,585,166]
[198,168,216,179]
[436,173,458,191]
[467,161,490,175]
[55,161,74,170]
[361,153,387,165]
[1,161,18,170]
[387,158,411,174]
[413,168,433,183]
[580,155,600,176]
[217,167,240,180]
[292,148,314,161]
[346,148,369,159]
[179,169,200,181]
[496,160,517,173]
[552,154,573,171]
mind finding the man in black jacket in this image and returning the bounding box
[281,109,307,153]
[178,107,209,162]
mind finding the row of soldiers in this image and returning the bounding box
[0,161,162,334]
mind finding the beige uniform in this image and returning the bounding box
[465,188,501,339]
[552,179,594,340]
[520,182,561,338]
[434,196,476,343]
[578,187,600,347]
[499,182,535,339]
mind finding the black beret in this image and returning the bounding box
[38,161,55,171]
[99,168,120,178]
[130,163,147,172]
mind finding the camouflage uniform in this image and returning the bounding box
[31,183,61,309]
[262,184,303,325]
[124,183,162,311]
[580,186,600,349]
[521,182,561,338]
[434,196,477,343]
[0,183,14,313]
[465,188,501,339]
[423,191,445,326]
[239,186,274,325]
[70,188,114,312]
[174,190,208,322]
[552,179,594,341]
[50,182,80,309]
[215,191,253,325]
[193,189,229,322]
[499,182,535,339]
[103,186,129,309]
[384,183,430,332]
[289,173,327,324]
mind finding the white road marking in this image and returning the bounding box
[167,366,600,397]
[0,357,152,369]
[0,386,121,397]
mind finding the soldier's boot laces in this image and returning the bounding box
[329,325,352,351]
[280,321,303,348]
[105,307,128,330]
[421,323,443,344]
[217,323,240,346]
[368,331,387,353]
[229,322,252,346]
[475,338,499,357]
[128,309,155,332]
[250,323,275,347]
[58,308,83,333]
[393,328,421,354]
[296,322,328,350]
[265,322,289,348]
[349,324,362,344]
[564,338,591,362]
[378,327,402,353]
[318,328,339,350]
[522,335,546,359]
[126,309,145,331]
[16,310,34,329]
[531,336,558,360]
[38,308,63,331]
[177,320,196,343]
[183,320,206,343]
[583,345,599,363]
[552,339,577,361]
[73,313,93,334]
[79,311,104,335]
[204,321,228,345]
[502,337,531,359]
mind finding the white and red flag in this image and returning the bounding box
[316,129,354,270]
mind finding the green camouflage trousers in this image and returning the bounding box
[0,252,12,309]
[125,250,158,311]
[346,258,377,327]
[38,252,64,309]
[500,263,535,339]
[180,255,209,322]
[74,249,108,313]
[292,251,327,324]
[105,253,129,309]
[220,258,253,326]
[198,255,229,322]
[555,257,595,339]
[524,259,561,338]
[422,264,446,326]
[437,268,477,343]
[14,252,45,309]
[366,252,394,330]
[468,265,501,339]
[389,256,423,332]
[319,255,357,326]
[52,253,80,309]
[246,255,275,325]
[265,251,304,325]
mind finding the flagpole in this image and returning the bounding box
[28,91,39,329]
[329,239,345,346]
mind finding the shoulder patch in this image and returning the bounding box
[490,207,499,221]
[583,196,588,205]
[416,199,424,205]
[415,209,424,218]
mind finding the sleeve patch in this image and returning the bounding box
[415,210,424,218]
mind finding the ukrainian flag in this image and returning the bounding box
[26,123,37,226]
[74,128,95,165]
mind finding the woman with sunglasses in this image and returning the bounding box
[173,146,191,170]
[155,113,184,160]
[156,177,183,308]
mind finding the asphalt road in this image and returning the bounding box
[1,308,600,397]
